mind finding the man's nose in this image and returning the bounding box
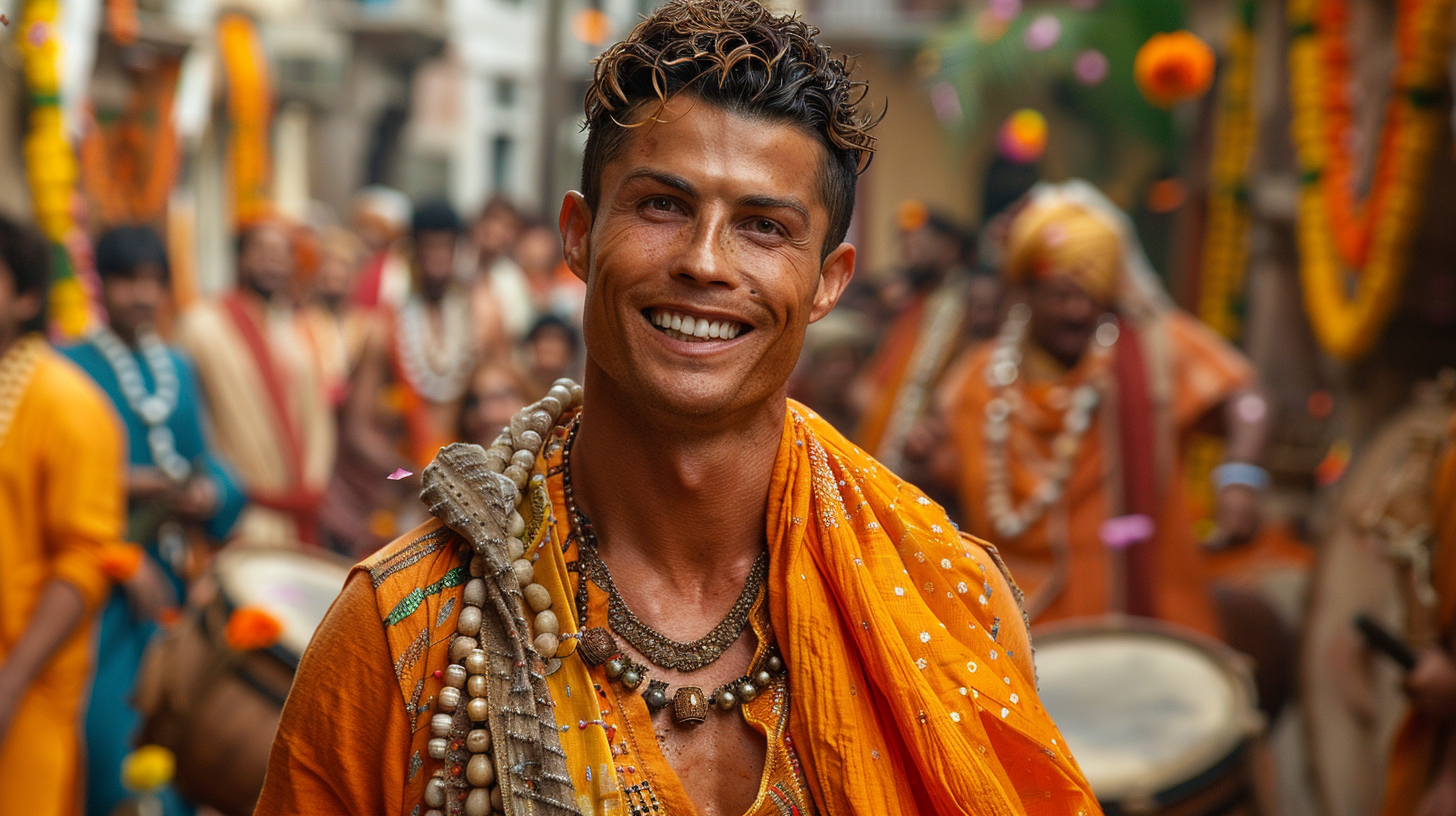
[672,216,738,288]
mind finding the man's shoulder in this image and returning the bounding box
[360,518,469,619]
[34,346,114,417]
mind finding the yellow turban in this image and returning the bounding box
[1003,198,1123,305]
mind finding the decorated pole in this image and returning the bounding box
[17,0,91,338]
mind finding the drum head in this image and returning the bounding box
[213,547,352,659]
[1035,623,1258,804]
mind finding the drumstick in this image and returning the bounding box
[1355,614,1419,671]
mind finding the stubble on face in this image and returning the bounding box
[567,97,853,426]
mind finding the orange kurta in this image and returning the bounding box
[0,342,125,816]
[1379,406,1456,816]
[947,311,1252,635]
[257,402,1096,815]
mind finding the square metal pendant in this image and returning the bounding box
[672,686,708,725]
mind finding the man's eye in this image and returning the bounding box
[647,197,676,212]
[750,218,780,235]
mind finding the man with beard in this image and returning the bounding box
[256,3,1096,815]
[330,202,504,554]
[62,225,246,816]
[0,216,125,816]
[176,220,336,546]
[853,206,994,471]
[939,181,1268,633]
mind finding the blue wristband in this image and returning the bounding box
[1212,462,1270,491]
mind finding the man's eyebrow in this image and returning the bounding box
[738,194,810,223]
[622,169,695,196]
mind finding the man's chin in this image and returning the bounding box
[615,370,758,420]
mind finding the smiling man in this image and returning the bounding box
[256,3,1095,815]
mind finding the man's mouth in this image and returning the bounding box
[646,308,748,343]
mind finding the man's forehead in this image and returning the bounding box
[607,97,827,205]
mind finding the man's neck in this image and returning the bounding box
[568,366,784,602]
[111,323,140,347]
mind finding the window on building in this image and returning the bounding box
[491,134,514,193]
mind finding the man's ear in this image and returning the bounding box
[559,192,593,284]
[809,242,856,323]
[12,291,40,327]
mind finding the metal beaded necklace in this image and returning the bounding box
[560,419,784,725]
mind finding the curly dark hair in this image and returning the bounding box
[582,0,879,254]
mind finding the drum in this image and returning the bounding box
[1035,619,1263,815]
[1300,389,1453,816]
[132,546,351,816]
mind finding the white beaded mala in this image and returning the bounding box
[419,379,584,816]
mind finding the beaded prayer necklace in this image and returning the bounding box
[423,379,581,816]
[983,303,1118,539]
[396,291,474,403]
[89,326,191,481]
[560,419,785,726]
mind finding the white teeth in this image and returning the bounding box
[650,309,745,342]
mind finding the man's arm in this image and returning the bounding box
[255,571,412,815]
[0,581,85,737]
[0,372,126,737]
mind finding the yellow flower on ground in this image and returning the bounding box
[121,745,175,793]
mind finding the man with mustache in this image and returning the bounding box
[256,3,1095,815]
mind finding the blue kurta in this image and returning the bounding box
[62,340,246,816]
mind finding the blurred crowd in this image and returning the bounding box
[6,163,1444,816]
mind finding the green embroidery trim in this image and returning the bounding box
[385,566,467,626]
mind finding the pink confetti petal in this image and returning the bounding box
[1100,514,1155,549]
[1075,49,1110,85]
[387,468,414,481]
[1023,14,1061,52]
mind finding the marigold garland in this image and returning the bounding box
[1198,0,1258,338]
[1288,0,1455,361]
[223,605,283,652]
[218,13,273,226]
[1135,31,1216,108]
[80,64,181,226]
[17,0,90,338]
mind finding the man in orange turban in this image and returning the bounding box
[256,3,1096,815]
[937,181,1268,634]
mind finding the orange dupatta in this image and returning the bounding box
[768,403,1097,815]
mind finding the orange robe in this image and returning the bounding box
[855,277,978,470]
[946,311,1252,635]
[257,402,1096,815]
[0,341,125,816]
[1379,408,1456,816]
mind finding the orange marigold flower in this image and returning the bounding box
[99,543,144,581]
[224,606,283,652]
[1135,31,1215,108]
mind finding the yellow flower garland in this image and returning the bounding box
[1287,0,1455,361]
[218,13,273,226]
[1198,0,1257,339]
[18,0,89,338]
